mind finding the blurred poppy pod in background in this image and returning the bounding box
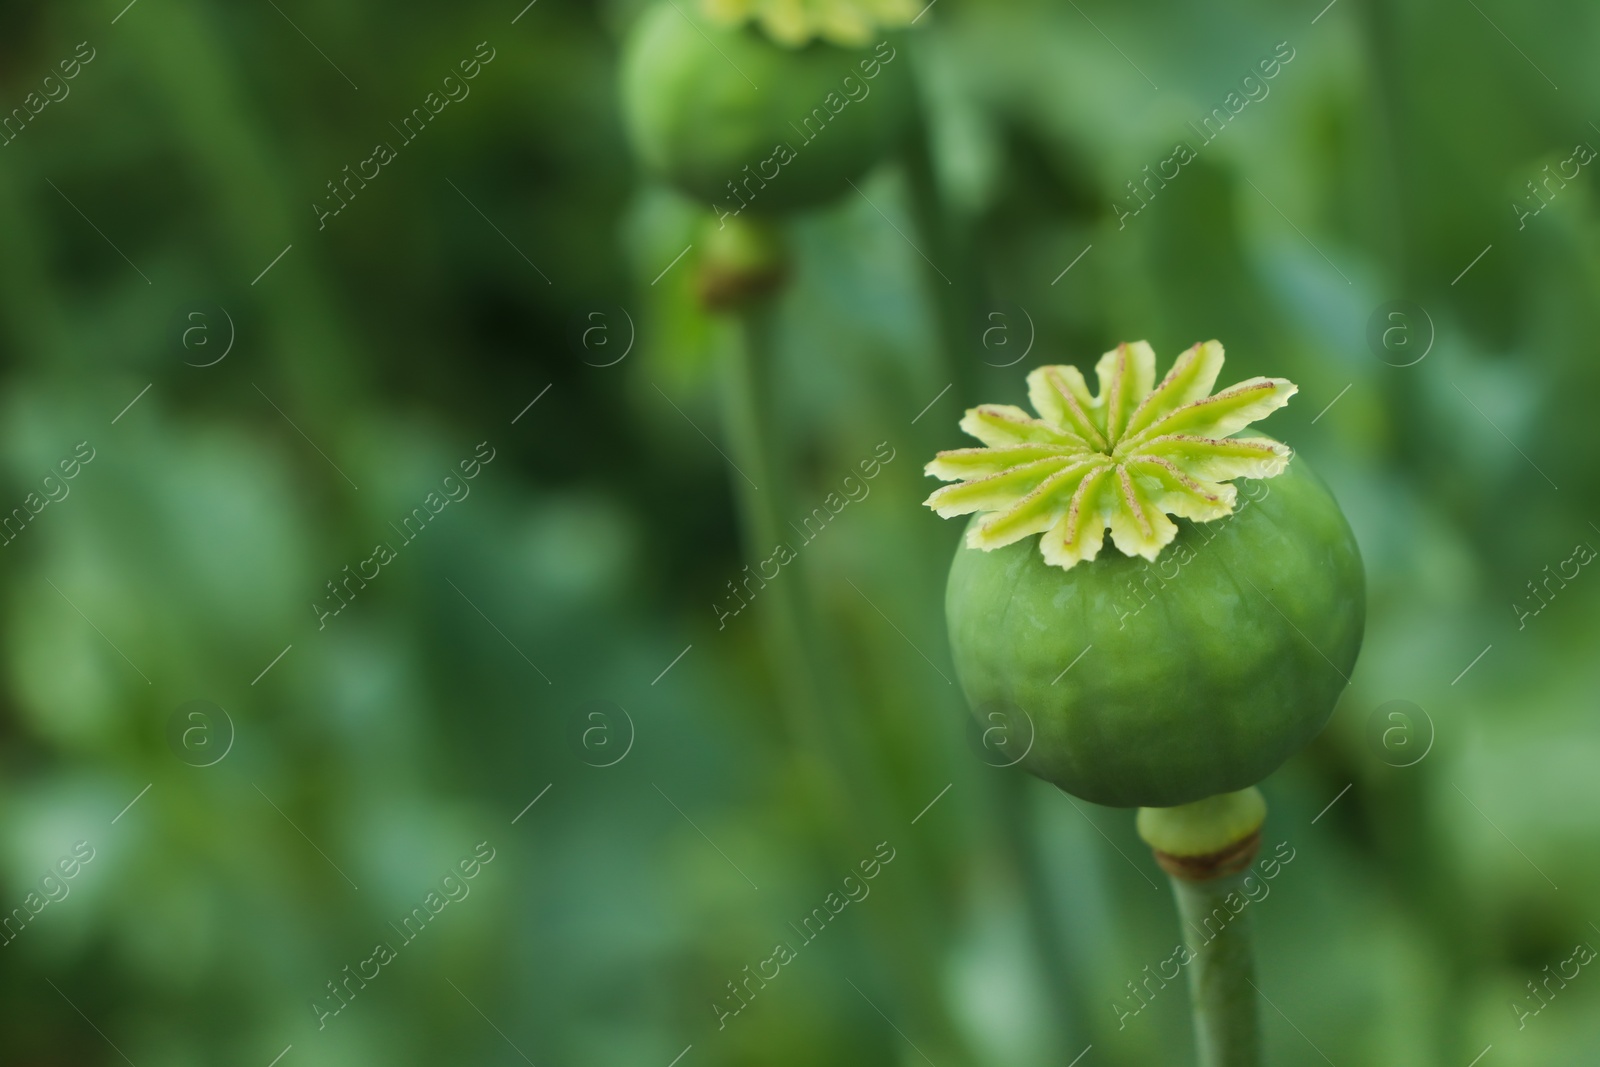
[620,0,915,216]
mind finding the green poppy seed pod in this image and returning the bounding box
[929,343,1366,808]
[619,1,913,215]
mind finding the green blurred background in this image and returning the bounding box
[1,0,1597,1064]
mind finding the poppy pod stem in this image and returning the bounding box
[716,294,979,1064]
[715,301,825,758]
[926,351,1363,1062]
[901,103,977,405]
[696,215,789,313]
[1138,788,1267,1067]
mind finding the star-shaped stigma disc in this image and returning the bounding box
[924,341,1297,570]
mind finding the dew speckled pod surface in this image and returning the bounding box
[929,342,1365,807]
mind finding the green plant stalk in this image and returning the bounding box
[717,303,976,1064]
[1169,871,1261,1067]
[996,774,1091,1049]
[717,305,874,803]
[717,305,840,774]
[129,4,362,417]
[902,80,979,409]
[1139,789,1266,1067]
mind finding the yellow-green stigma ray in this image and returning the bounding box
[699,0,919,46]
[923,341,1298,571]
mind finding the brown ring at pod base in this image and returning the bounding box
[694,213,791,313]
[696,258,789,312]
[1152,829,1262,882]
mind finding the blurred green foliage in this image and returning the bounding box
[0,0,1597,1064]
